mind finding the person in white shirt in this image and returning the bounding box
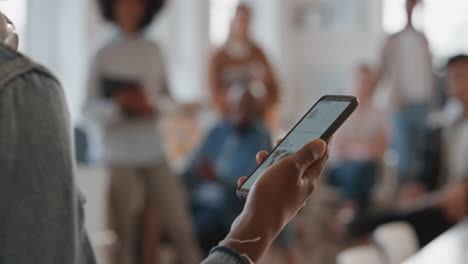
[329,65,388,211]
[82,0,200,263]
[374,0,434,184]
[348,55,468,248]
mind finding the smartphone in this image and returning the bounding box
[237,95,359,199]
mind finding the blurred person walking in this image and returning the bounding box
[209,4,279,126]
[82,0,200,263]
[374,0,434,186]
[329,65,388,212]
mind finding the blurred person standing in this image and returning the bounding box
[438,55,468,198]
[374,0,433,185]
[209,4,279,125]
[328,66,388,212]
[349,55,468,247]
[82,0,200,263]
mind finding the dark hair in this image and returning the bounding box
[447,54,468,68]
[97,0,166,30]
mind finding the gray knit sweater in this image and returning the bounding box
[0,45,95,264]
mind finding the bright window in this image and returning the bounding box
[383,0,468,58]
[210,0,238,45]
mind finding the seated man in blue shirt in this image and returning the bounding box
[183,82,272,252]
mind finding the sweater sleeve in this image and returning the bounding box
[201,246,250,264]
[0,71,96,264]
[144,43,176,115]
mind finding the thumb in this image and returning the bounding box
[237,176,248,188]
[292,139,327,172]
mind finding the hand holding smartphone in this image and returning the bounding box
[237,95,359,199]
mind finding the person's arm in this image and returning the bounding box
[0,72,91,263]
[208,50,230,115]
[372,36,392,94]
[182,125,224,187]
[203,139,329,262]
[208,51,221,103]
[146,44,175,114]
[82,52,123,126]
[256,48,279,108]
[373,110,389,159]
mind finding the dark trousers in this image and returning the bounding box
[328,160,379,211]
[349,207,453,247]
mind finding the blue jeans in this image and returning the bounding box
[328,161,379,211]
[392,104,428,183]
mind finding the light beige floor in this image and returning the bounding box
[76,166,301,264]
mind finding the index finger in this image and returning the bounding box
[275,138,283,146]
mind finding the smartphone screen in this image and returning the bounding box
[237,95,358,198]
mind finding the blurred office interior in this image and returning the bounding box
[1,0,468,263]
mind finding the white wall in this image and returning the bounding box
[25,0,87,124]
[23,0,383,126]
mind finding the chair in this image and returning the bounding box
[337,245,384,264]
[373,221,419,264]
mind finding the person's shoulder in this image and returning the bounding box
[139,38,165,60]
[8,65,62,97]
[90,34,116,62]
[0,46,60,92]
[386,32,400,43]
[212,45,226,55]
[1,61,65,118]
[211,46,228,61]
[393,27,426,40]
[251,42,266,54]
[201,120,232,144]
[253,123,271,138]
[137,36,162,50]
[210,120,232,134]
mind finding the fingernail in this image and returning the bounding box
[312,140,326,159]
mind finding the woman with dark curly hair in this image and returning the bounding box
[97,0,165,31]
[82,1,201,263]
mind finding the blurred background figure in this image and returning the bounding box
[182,81,271,252]
[182,81,298,261]
[209,3,279,128]
[3,0,468,262]
[443,55,468,186]
[82,0,200,263]
[328,65,389,212]
[374,0,433,187]
[348,54,468,248]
